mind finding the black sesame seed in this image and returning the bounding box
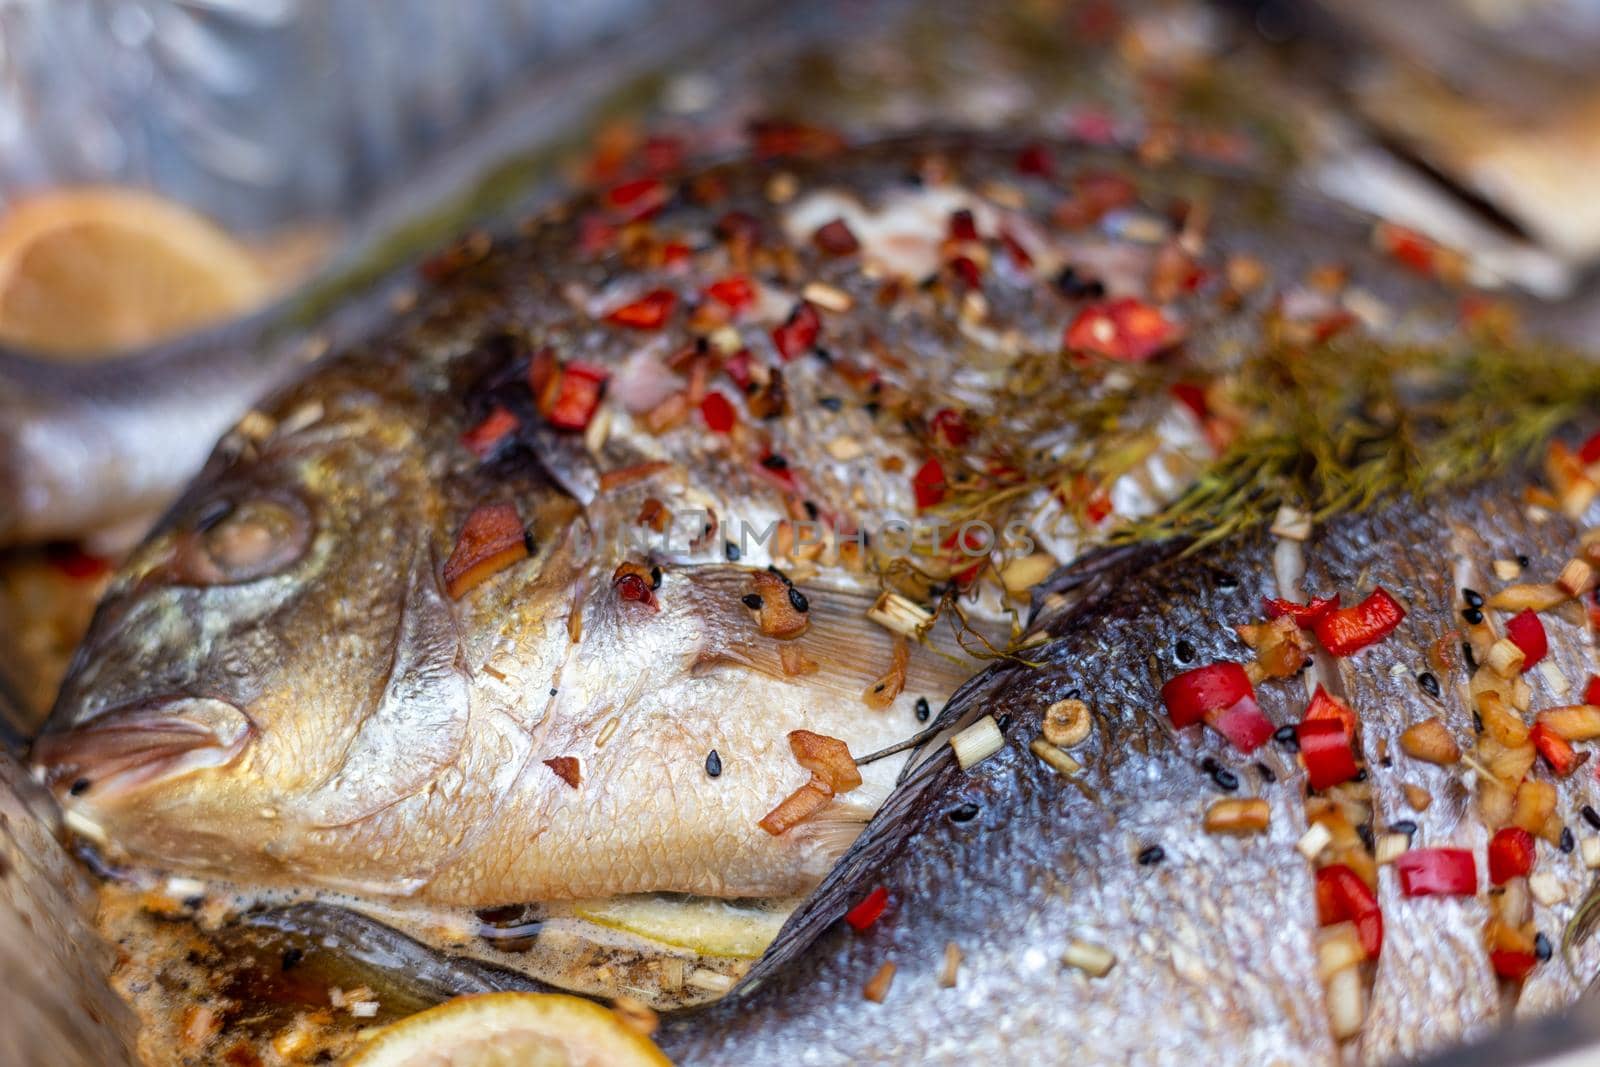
[788,587,809,613]
[741,593,764,610]
[1518,554,1532,568]
[1462,643,1477,670]
[1174,639,1196,663]
[1536,932,1553,961]
[948,802,981,824]
[724,541,741,562]
[915,697,931,723]
[1274,724,1300,752]
[1254,761,1276,783]
[1583,805,1600,831]
[549,687,558,697]
[1200,756,1221,775]
[1389,819,1417,838]
[649,565,662,589]
[1354,767,1368,782]
[818,396,843,412]
[281,947,305,971]
[1356,824,1375,851]
[1462,607,1484,625]
[997,714,1012,732]
[1379,756,1393,768]
[1211,767,1239,792]
[1473,710,1484,733]
[760,453,789,470]
[1137,845,1165,866]
[766,565,792,585]
[1418,672,1441,699]
[1214,572,1240,591]
[1462,588,1484,608]
[68,778,90,796]
[1561,826,1576,853]
[705,750,722,778]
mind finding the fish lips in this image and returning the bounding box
[32,696,255,803]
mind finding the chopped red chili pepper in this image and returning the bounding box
[543,362,609,432]
[999,231,1033,271]
[576,213,618,258]
[1160,663,1272,751]
[700,391,736,434]
[1586,674,1600,707]
[813,218,860,256]
[1262,595,1340,628]
[1063,298,1183,362]
[948,255,982,290]
[612,567,658,610]
[606,289,676,330]
[947,209,979,243]
[1490,949,1538,982]
[45,543,112,581]
[1314,587,1405,657]
[723,350,754,390]
[1488,827,1536,886]
[771,301,821,361]
[1315,864,1383,958]
[705,275,756,313]
[1580,429,1600,466]
[1302,685,1358,741]
[844,886,889,931]
[1530,721,1581,777]
[1376,222,1440,277]
[1505,609,1548,671]
[1395,848,1477,897]
[1015,143,1053,177]
[461,406,520,459]
[602,177,670,223]
[442,503,528,600]
[748,118,843,160]
[912,457,947,511]
[930,408,971,448]
[1297,717,1360,790]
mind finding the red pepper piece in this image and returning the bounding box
[771,301,821,361]
[813,218,860,256]
[748,118,844,160]
[544,362,609,432]
[930,408,971,448]
[1530,721,1580,777]
[612,565,659,611]
[1394,848,1478,897]
[606,289,676,330]
[1207,695,1275,754]
[1490,949,1538,982]
[1586,674,1600,707]
[1315,864,1383,958]
[1505,609,1548,671]
[1063,298,1183,362]
[1297,717,1360,790]
[442,503,528,600]
[602,177,670,223]
[660,241,691,268]
[947,209,979,243]
[1302,685,1359,741]
[912,457,947,511]
[723,350,755,390]
[845,886,889,931]
[1488,827,1536,886]
[576,213,618,258]
[1160,663,1254,731]
[1262,595,1340,628]
[461,406,520,459]
[948,255,982,289]
[705,275,756,312]
[1015,143,1053,177]
[1581,430,1600,466]
[700,391,736,434]
[999,231,1034,271]
[1314,587,1405,657]
[45,543,112,581]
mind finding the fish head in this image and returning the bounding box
[32,365,585,877]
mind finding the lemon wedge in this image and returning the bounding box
[0,186,268,357]
[343,992,673,1067]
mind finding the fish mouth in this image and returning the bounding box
[32,696,254,802]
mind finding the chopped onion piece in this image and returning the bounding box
[952,716,1005,770]
[1316,922,1366,980]
[1326,963,1367,1040]
[1582,837,1600,870]
[1062,939,1117,978]
[1529,870,1566,907]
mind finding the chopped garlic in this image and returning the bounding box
[1583,837,1600,870]
[1030,737,1081,777]
[686,969,734,993]
[1529,870,1567,907]
[1063,939,1116,978]
[867,591,933,638]
[952,716,1005,770]
[1559,558,1594,597]
[1316,923,1365,980]
[1539,659,1570,695]
[938,942,963,988]
[1297,822,1334,861]
[1203,798,1270,835]
[825,435,865,461]
[1326,963,1367,1040]
[1493,559,1522,581]
[164,876,207,900]
[349,1001,379,1019]
[1374,833,1410,865]
[802,281,854,312]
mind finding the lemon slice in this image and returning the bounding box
[343,992,673,1067]
[0,186,269,357]
[573,895,794,959]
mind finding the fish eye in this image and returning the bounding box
[170,494,311,585]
